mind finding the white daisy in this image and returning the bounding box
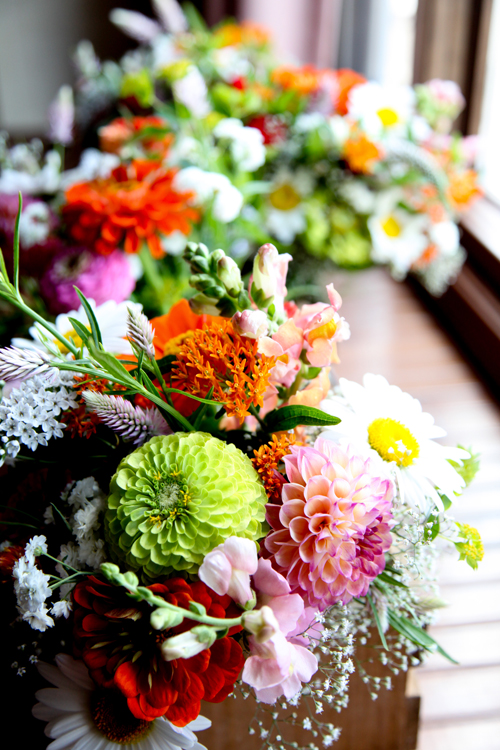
[320,373,469,513]
[33,653,211,750]
[347,81,416,139]
[266,168,313,245]
[12,300,142,357]
[367,189,428,278]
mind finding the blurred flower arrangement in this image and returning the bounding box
[0,0,482,347]
[0,199,483,749]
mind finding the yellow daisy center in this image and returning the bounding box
[269,183,301,211]
[160,330,195,357]
[381,215,402,238]
[367,417,420,467]
[91,689,154,744]
[55,326,90,354]
[377,107,399,127]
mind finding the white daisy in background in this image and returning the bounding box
[12,300,142,356]
[266,167,314,245]
[173,166,244,223]
[33,653,211,750]
[213,117,266,172]
[320,373,469,513]
[347,81,416,140]
[367,189,429,278]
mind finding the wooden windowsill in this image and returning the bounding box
[411,196,500,399]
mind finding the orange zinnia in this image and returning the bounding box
[62,160,199,258]
[447,169,482,210]
[271,64,323,96]
[213,21,270,48]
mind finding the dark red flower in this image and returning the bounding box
[72,576,244,726]
[247,115,288,145]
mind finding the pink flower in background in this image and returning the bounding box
[252,558,305,636]
[293,283,350,367]
[265,438,394,609]
[198,536,258,607]
[40,246,136,314]
[258,318,303,388]
[47,85,75,146]
[0,193,61,277]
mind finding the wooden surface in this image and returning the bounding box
[336,267,500,750]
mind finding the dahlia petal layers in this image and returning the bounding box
[105,432,267,577]
[265,437,394,609]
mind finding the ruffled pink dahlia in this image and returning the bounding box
[265,438,394,609]
[40,246,136,313]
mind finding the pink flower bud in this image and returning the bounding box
[232,309,269,339]
[252,244,292,315]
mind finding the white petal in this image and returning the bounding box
[46,712,88,739]
[35,687,87,711]
[109,9,162,42]
[32,703,61,722]
[55,654,94,690]
[47,724,88,750]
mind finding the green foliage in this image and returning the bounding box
[455,522,484,570]
[263,404,341,433]
[387,610,458,664]
[450,445,480,488]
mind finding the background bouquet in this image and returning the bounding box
[0,206,482,749]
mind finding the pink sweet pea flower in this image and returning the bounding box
[232,309,269,339]
[198,537,258,607]
[242,630,318,703]
[293,284,350,367]
[253,558,305,637]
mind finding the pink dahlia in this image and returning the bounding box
[39,246,136,313]
[265,438,394,609]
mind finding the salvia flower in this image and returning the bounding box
[82,392,171,445]
[265,437,394,609]
[105,433,267,578]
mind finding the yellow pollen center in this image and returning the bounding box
[367,417,419,467]
[269,183,301,211]
[90,689,154,744]
[307,319,337,344]
[381,216,402,238]
[377,107,399,127]
[55,326,91,354]
[160,330,194,357]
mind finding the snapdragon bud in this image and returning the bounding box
[232,309,269,339]
[218,256,243,296]
[161,625,217,661]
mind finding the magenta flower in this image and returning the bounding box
[39,246,136,314]
[265,438,394,609]
[0,193,61,277]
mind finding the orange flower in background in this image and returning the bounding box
[99,116,173,157]
[271,64,323,96]
[447,169,482,210]
[213,21,270,48]
[335,68,367,115]
[62,160,199,258]
[171,318,277,419]
[343,132,381,173]
[412,243,439,270]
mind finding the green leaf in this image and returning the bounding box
[67,317,92,345]
[51,503,72,532]
[156,354,177,374]
[74,288,103,346]
[387,611,458,664]
[375,571,408,589]
[87,345,135,385]
[13,192,22,293]
[264,405,341,433]
[183,2,208,31]
[366,593,388,650]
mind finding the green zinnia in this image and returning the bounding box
[105,432,267,578]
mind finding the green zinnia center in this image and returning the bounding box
[149,467,191,523]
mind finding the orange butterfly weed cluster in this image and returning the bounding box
[252,432,298,503]
[171,319,277,419]
[343,132,381,174]
[62,160,198,258]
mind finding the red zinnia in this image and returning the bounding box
[72,576,244,726]
[62,160,199,258]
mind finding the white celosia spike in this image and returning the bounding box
[126,307,156,359]
[109,9,162,43]
[47,85,74,146]
[0,346,56,382]
[82,391,171,445]
[152,0,188,33]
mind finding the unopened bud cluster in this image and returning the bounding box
[184,242,250,316]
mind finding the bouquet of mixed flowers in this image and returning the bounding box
[0,1,481,346]
[0,201,482,749]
